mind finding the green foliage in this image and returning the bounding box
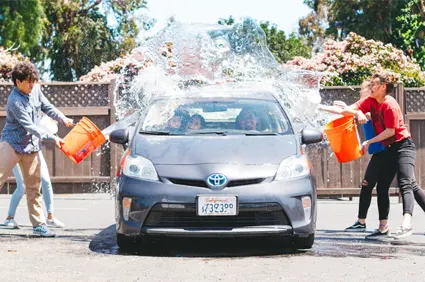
[43,1,122,81]
[218,16,235,26]
[219,17,312,63]
[0,0,46,60]
[299,0,425,70]
[395,0,425,69]
[0,0,148,81]
[260,22,311,63]
[103,0,148,54]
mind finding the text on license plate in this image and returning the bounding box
[197,195,238,216]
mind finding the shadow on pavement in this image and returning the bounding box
[89,224,306,257]
[88,225,425,259]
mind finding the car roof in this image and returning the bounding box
[156,83,279,101]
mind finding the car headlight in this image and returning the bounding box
[123,155,159,181]
[275,155,311,181]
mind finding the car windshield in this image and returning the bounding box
[139,97,293,135]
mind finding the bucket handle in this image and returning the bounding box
[79,120,100,140]
[344,118,355,133]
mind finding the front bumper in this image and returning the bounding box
[115,175,316,238]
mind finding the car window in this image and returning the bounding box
[140,97,293,135]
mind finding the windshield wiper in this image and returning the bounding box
[139,130,170,135]
[245,132,278,136]
[187,131,227,136]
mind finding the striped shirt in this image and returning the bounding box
[1,85,66,154]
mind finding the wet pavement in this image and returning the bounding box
[84,224,425,259]
[2,195,425,281]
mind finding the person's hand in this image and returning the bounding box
[361,140,370,154]
[62,117,74,127]
[54,136,64,148]
[333,100,347,108]
[365,112,371,120]
[355,111,368,124]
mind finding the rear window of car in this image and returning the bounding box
[140,97,293,135]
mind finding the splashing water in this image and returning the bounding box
[94,18,343,193]
[102,18,339,141]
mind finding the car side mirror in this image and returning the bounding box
[301,129,323,145]
[109,128,129,145]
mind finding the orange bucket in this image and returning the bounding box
[61,117,106,164]
[324,116,363,163]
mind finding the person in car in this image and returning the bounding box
[236,107,258,131]
[166,110,190,132]
[186,114,206,131]
[167,115,182,131]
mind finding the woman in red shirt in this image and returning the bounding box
[353,73,425,239]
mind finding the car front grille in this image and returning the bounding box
[143,203,290,228]
[167,178,265,188]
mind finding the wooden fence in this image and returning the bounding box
[0,81,118,194]
[0,81,424,197]
[311,84,425,197]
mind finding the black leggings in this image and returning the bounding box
[387,138,425,215]
[358,151,396,220]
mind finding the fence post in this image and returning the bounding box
[395,83,404,203]
[395,83,405,114]
[108,79,117,193]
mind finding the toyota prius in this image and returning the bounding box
[109,85,323,250]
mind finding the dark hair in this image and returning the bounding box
[11,61,40,86]
[371,73,394,95]
[173,109,190,129]
[189,114,206,129]
[235,107,257,129]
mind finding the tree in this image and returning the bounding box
[103,0,148,53]
[299,0,405,43]
[0,0,149,81]
[259,22,311,63]
[218,17,312,63]
[299,0,425,70]
[40,0,148,81]
[395,0,425,68]
[298,0,329,52]
[0,0,46,60]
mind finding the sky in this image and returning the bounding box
[145,0,312,35]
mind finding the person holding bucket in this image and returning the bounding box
[350,73,425,239]
[4,115,65,229]
[318,81,394,239]
[0,62,73,237]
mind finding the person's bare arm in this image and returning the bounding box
[317,104,343,115]
[362,128,395,152]
[341,103,368,124]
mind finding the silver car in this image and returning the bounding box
[110,85,323,250]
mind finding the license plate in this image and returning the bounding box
[197,195,238,216]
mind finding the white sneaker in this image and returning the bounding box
[4,218,19,229]
[46,218,65,228]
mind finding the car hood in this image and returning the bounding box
[133,134,298,165]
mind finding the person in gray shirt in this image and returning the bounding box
[0,61,73,237]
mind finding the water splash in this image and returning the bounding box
[102,18,340,145]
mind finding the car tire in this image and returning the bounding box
[292,233,315,249]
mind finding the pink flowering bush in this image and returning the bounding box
[287,32,425,87]
[79,56,129,82]
[0,47,27,82]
